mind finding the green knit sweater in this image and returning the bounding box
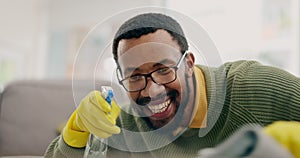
[44,60,300,158]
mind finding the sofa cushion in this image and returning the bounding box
[0,80,91,156]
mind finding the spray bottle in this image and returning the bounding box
[83,86,114,158]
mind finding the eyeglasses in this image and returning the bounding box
[117,51,188,92]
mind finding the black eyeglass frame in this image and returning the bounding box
[116,51,188,92]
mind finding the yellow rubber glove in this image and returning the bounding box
[62,90,121,148]
[264,121,300,158]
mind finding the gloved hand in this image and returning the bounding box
[264,121,300,158]
[62,90,121,148]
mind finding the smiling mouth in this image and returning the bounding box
[136,90,178,120]
[148,99,171,114]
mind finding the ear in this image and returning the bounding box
[185,52,195,77]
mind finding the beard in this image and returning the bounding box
[135,76,194,138]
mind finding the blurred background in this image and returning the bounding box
[0,0,299,90]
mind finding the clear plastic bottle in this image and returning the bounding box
[83,86,114,158]
[83,134,108,158]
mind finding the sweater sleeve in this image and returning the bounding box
[224,60,300,123]
[44,135,85,158]
[223,61,300,158]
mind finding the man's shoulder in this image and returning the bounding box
[195,60,262,80]
[195,60,290,94]
[196,60,260,72]
[220,60,298,81]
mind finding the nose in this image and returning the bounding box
[140,77,165,98]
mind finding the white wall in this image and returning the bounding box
[48,0,166,30]
[167,0,300,76]
[0,0,48,82]
[0,0,166,85]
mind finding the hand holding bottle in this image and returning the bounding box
[62,90,121,148]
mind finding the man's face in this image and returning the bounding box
[117,29,195,129]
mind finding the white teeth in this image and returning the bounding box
[148,99,171,114]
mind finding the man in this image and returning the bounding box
[45,13,300,158]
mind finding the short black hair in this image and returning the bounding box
[112,13,188,63]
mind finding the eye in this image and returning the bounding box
[157,67,172,75]
[128,75,143,82]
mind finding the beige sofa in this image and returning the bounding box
[0,79,109,157]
